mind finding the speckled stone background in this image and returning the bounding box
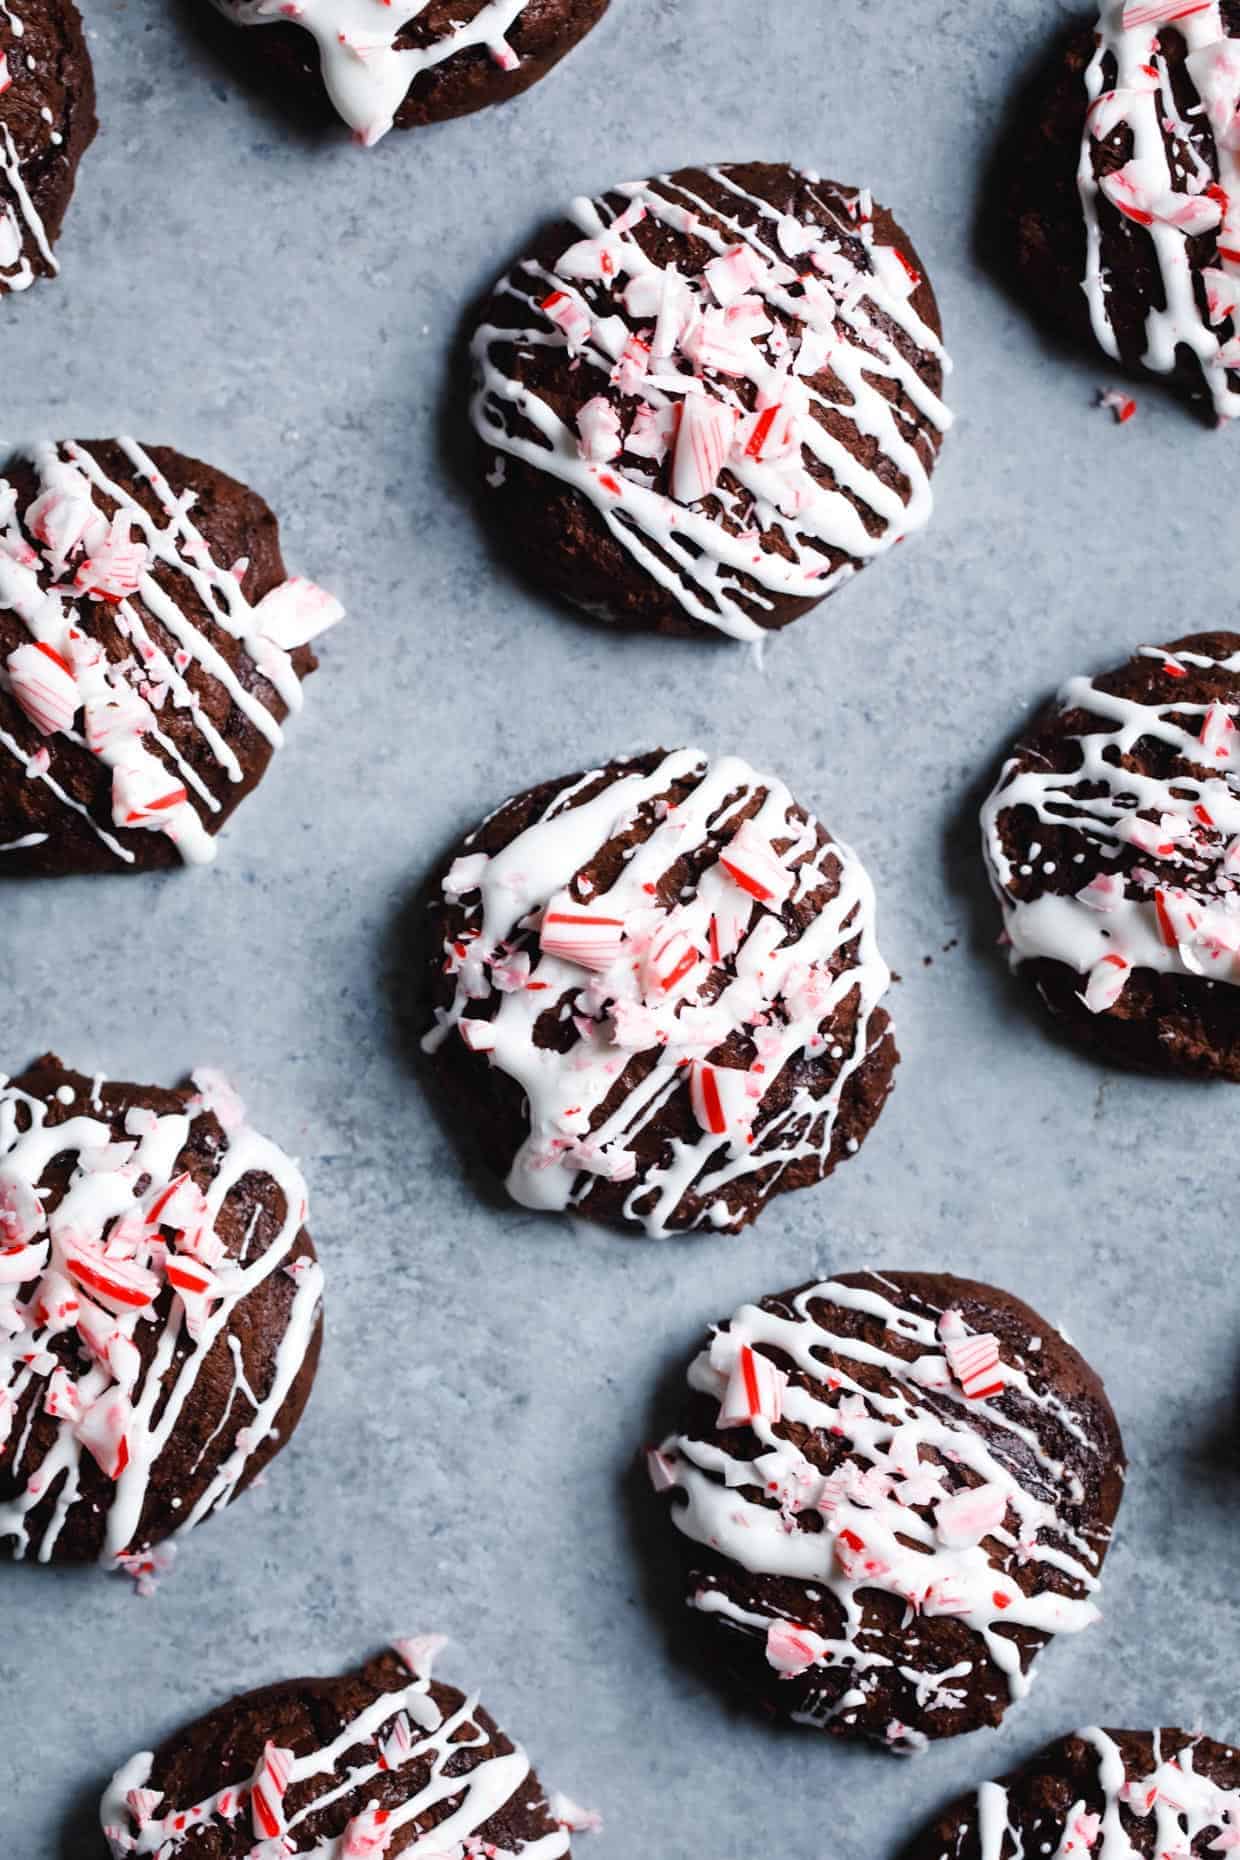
[3,0,1239,1852]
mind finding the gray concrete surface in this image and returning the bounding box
[2,0,1238,1852]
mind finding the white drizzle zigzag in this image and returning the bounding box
[471,166,952,642]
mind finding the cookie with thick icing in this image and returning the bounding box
[0,438,343,874]
[1013,2,1240,421]
[421,749,897,1236]
[903,1727,1240,1860]
[648,1271,1125,1751]
[470,161,952,641]
[981,631,1240,1077]
[100,1638,583,1858]
[207,0,609,145]
[0,0,96,295]
[0,1054,323,1567]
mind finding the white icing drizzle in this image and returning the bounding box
[214,0,534,145]
[975,1728,1240,1860]
[0,1067,322,1565]
[99,1646,571,1858]
[981,641,1240,1014]
[0,438,343,866]
[653,1275,1114,1749]
[471,165,952,642]
[1079,2,1240,418]
[421,748,893,1236]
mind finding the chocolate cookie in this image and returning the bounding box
[100,1637,581,1858]
[981,631,1240,1077]
[208,0,609,145]
[0,0,96,294]
[470,161,952,641]
[647,1271,1124,1751]
[904,1727,1240,1860]
[0,438,343,874]
[1013,3,1240,421]
[421,749,897,1236]
[0,1054,323,1567]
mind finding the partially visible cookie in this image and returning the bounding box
[0,0,96,294]
[981,631,1240,1077]
[1013,3,1240,421]
[648,1271,1125,1751]
[208,0,610,145]
[0,1054,323,1567]
[471,161,952,641]
[903,1727,1240,1860]
[100,1638,582,1857]
[421,748,897,1236]
[0,439,343,874]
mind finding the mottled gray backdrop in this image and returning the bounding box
[3,0,1237,1853]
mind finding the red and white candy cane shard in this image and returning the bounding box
[391,1632,449,1679]
[718,820,795,908]
[0,440,343,868]
[75,1389,132,1481]
[652,1274,1117,1736]
[341,1806,393,1857]
[1079,2,1240,419]
[100,1639,577,1859]
[63,1243,160,1313]
[378,1711,414,1772]
[940,1313,1005,1401]
[549,1792,604,1833]
[539,894,628,972]
[689,1060,752,1143]
[250,1742,294,1841]
[718,1340,787,1428]
[4,642,79,736]
[471,167,951,642]
[423,749,893,1236]
[765,1616,832,1679]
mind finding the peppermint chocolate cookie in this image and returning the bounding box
[904,1727,1240,1860]
[421,749,897,1236]
[471,161,952,640]
[0,1054,322,1567]
[209,0,609,145]
[101,1637,585,1857]
[0,439,343,873]
[1014,3,1240,421]
[981,632,1240,1077]
[648,1271,1124,1750]
[0,0,96,294]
